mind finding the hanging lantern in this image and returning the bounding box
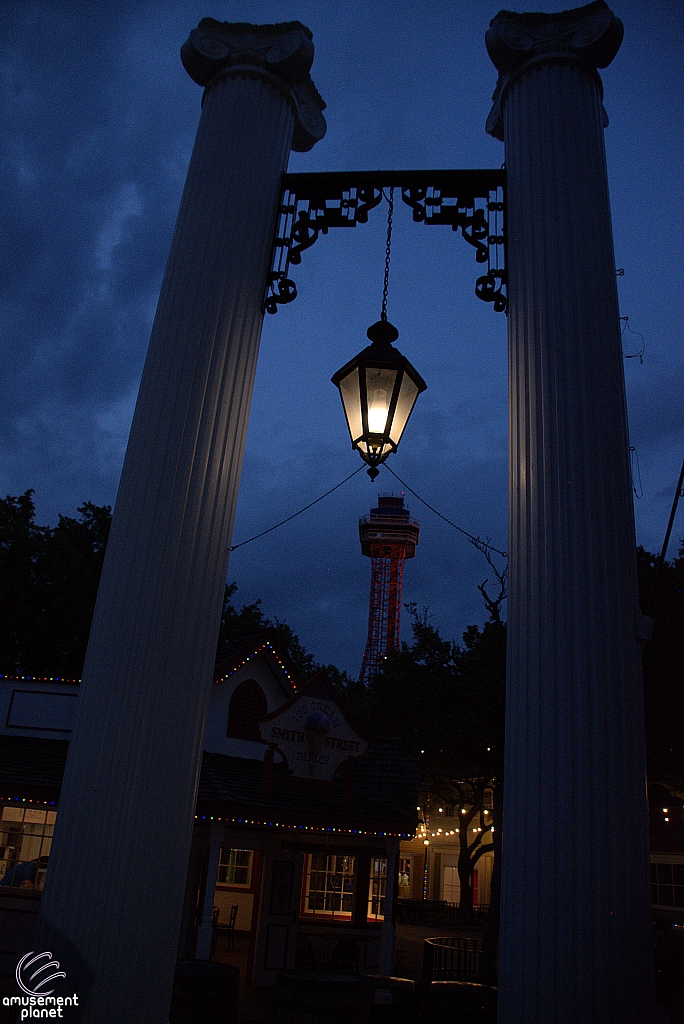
[331,318,427,480]
[331,188,426,480]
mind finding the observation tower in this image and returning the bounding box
[359,494,420,684]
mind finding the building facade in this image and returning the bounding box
[0,635,418,991]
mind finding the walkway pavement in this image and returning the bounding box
[213,925,674,1022]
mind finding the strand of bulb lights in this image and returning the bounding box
[1,797,57,805]
[214,641,294,686]
[0,674,80,683]
[0,798,412,838]
[194,814,412,838]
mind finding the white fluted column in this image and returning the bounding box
[35,20,325,1024]
[486,4,654,1023]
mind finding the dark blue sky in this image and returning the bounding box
[1,1,682,676]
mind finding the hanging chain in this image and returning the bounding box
[380,187,394,322]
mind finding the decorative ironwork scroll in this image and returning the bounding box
[265,168,506,315]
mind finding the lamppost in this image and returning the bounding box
[35,6,653,1023]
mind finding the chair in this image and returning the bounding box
[331,938,360,974]
[227,903,238,949]
[210,906,220,956]
[295,935,318,971]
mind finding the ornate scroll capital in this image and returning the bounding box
[485,1,623,140]
[181,19,326,152]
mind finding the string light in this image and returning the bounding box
[214,641,295,686]
[0,797,57,805]
[192,814,412,838]
[0,675,80,683]
[1,800,412,838]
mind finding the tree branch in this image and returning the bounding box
[471,835,494,865]
[470,536,508,623]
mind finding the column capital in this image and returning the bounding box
[485,1,623,140]
[182,19,326,152]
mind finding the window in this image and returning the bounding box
[484,789,494,810]
[651,862,684,909]
[226,680,267,740]
[398,857,411,898]
[217,848,253,887]
[301,854,355,920]
[367,858,387,921]
[0,806,55,890]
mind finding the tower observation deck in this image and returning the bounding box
[359,494,420,685]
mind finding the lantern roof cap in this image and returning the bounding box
[366,319,399,346]
[331,320,427,392]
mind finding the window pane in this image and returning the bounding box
[367,858,387,922]
[0,805,53,890]
[226,680,267,740]
[398,858,411,898]
[217,848,253,887]
[301,853,355,921]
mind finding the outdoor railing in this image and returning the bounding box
[423,935,491,983]
[397,899,490,927]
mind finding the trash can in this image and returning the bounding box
[170,959,240,1024]
[271,970,368,1024]
[424,980,497,1023]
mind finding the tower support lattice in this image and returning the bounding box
[359,495,419,684]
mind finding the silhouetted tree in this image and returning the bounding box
[638,543,684,794]
[0,491,111,677]
[0,490,349,686]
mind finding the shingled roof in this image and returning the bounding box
[198,740,418,834]
[0,736,68,802]
[0,735,418,836]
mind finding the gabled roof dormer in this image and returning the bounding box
[204,630,298,759]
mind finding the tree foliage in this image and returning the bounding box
[0,491,111,677]
[335,599,506,913]
[638,543,684,795]
[216,581,355,687]
[0,490,349,687]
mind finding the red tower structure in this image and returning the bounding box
[359,494,420,684]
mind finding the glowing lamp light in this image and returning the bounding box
[331,319,427,481]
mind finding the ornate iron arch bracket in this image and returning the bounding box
[265,168,506,315]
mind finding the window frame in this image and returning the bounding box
[216,848,253,888]
[300,853,356,921]
[0,805,56,891]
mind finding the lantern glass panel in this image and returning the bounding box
[363,366,399,436]
[389,373,420,445]
[339,366,362,442]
